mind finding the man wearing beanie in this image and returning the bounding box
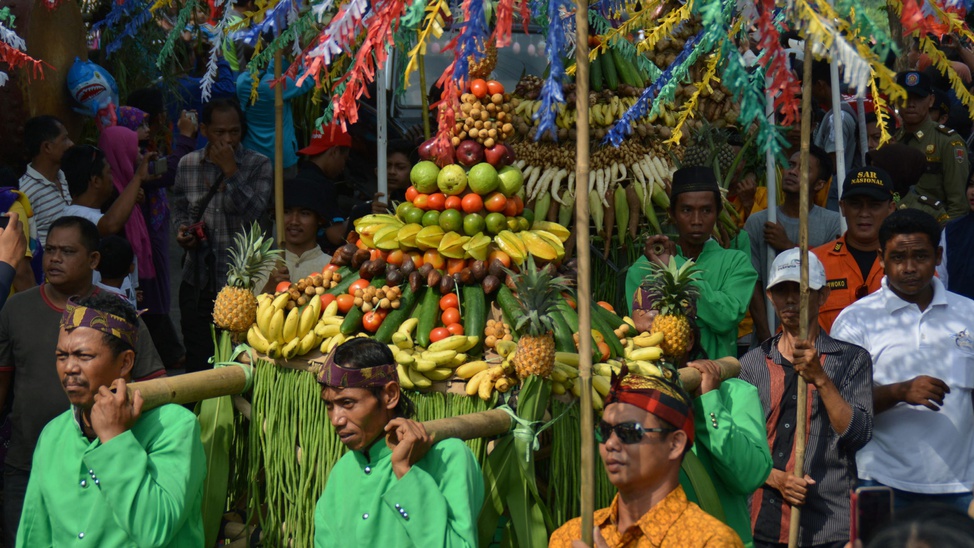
[549,368,743,547]
[625,166,757,361]
[740,249,874,547]
[812,167,896,333]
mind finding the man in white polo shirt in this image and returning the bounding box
[19,116,73,247]
[832,208,974,512]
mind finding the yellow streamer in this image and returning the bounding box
[636,2,692,54]
[664,52,720,146]
[920,37,974,117]
[869,78,893,148]
[403,0,452,88]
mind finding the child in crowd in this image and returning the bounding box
[259,176,333,293]
[95,235,137,309]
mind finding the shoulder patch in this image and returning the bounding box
[937,124,956,135]
[956,147,966,163]
[832,241,844,253]
[827,279,848,290]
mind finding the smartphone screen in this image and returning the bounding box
[852,486,894,543]
[0,216,9,230]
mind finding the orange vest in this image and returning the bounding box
[812,236,884,333]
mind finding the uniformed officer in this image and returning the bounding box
[895,70,969,220]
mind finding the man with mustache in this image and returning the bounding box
[549,368,743,547]
[833,209,974,512]
[0,216,164,545]
[15,291,204,546]
[739,249,874,547]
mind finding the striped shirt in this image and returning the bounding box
[171,145,272,290]
[739,333,873,546]
[18,164,71,246]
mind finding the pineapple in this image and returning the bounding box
[507,258,571,379]
[643,258,700,358]
[213,223,282,333]
[468,41,497,79]
[681,123,736,180]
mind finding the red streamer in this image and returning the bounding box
[517,0,531,34]
[495,0,515,47]
[0,41,49,80]
[755,1,800,126]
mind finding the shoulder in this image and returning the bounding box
[936,124,958,136]
[425,438,478,467]
[739,345,770,370]
[37,408,74,442]
[821,333,870,361]
[3,285,42,311]
[242,149,271,164]
[812,237,841,257]
[683,501,744,546]
[141,404,201,432]
[744,209,768,230]
[550,516,583,546]
[178,149,206,169]
[719,377,761,398]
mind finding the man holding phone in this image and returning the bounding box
[172,98,271,373]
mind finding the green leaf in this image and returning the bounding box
[197,330,236,547]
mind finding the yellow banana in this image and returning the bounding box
[309,291,322,319]
[550,368,568,383]
[272,292,290,310]
[322,300,339,317]
[466,368,490,395]
[593,375,611,397]
[554,351,579,367]
[247,325,269,354]
[398,318,419,336]
[570,378,582,397]
[622,316,636,329]
[495,340,517,359]
[297,330,319,356]
[425,368,454,381]
[315,323,341,338]
[397,364,415,389]
[450,353,467,368]
[455,360,489,379]
[297,305,317,339]
[627,346,663,362]
[395,352,416,367]
[592,387,604,411]
[420,350,458,366]
[633,332,664,348]
[554,362,579,379]
[406,367,432,389]
[494,377,513,393]
[478,375,496,400]
[325,333,346,353]
[256,299,273,334]
[282,338,300,360]
[551,381,567,395]
[427,335,468,353]
[282,307,300,342]
[318,315,344,326]
[414,358,437,372]
[268,309,285,343]
[266,341,282,360]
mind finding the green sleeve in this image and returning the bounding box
[15,446,53,548]
[380,441,483,548]
[314,488,337,548]
[625,256,653,315]
[693,251,758,338]
[943,138,969,219]
[82,411,205,547]
[693,380,772,495]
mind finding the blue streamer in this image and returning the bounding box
[94,0,154,56]
[234,0,297,46]
[532,0,573,140]
[452,0,490,82]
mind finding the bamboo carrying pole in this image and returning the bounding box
[788,40,815,548]
[274,51,285,246]
[126,364,252,411]
[574,1,596,544]
[765,75,778,329]
[829,59,847,234]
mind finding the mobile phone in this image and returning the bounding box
[0,215,9,230]
[150,157,168,175]
[850,486,894,543]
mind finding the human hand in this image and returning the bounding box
[136,188,146,205]
[207,141,238,177]
[385,417,433,480]
[0,211,27,269]
[902,375,950,411]
[793,340,829,389]
[263,264,289,293]
[731,172,758,212]
[371,193,388,215]
[135,152,159,183]
[176,224,199,250]
[90,379,143,444]
[632,308,657,334]
[644,235,675,266]
[763,221,794,252]
[178,110,198,138]
[770,469,816,506]
[687,359,723,396]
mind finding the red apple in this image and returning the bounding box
[484,143,515,167]
[418,137,456,168]
[456,140,485,167]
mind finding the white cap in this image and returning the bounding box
[767,248,826,290]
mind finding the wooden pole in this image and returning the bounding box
[788,39,814,548]
[274,51,285,246]
[829,59,847,234]
[126,364,252,411]
[418,44,431,141]
[765,74,778,329]
[574,1,595,545]
[377,63,389,202]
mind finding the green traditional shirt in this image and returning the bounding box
[626,239,757,360]
[681,379,773,548]
[17,404,206,547]
[314,438,484,547]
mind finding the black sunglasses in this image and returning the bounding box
[595,420,675,444]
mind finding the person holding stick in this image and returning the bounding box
[16,292,205,546]
[550,367,744,547]
[832,209,974,513]
[739,249,874,547]
[313,338,484,547]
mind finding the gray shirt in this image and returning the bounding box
[745,206,842,283]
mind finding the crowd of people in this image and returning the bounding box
[0,18,969,548]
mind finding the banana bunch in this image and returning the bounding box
[624,331,665,363]
[492,229,566,265]
[556,351,609,411]
[391,319,482,389]
[465,361,518,401]
[248,292,344,360]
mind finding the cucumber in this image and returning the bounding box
[550,307,576,353]
[601,46,619,91]
[592,302,625,330]
[557,301,579,334]
[374,285,418,343]
[590,52,604,92]
[415,286,440,348]
[591,306,624,359]
[328,269,360,296]
[611,46,637,87]
[462,284,486,356]
[495,286,521,337]
[340,276,385,335]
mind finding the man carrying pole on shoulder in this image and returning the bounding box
[313,337,484,547]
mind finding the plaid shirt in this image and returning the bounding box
[739,332,873,546]
[171,145,271,289]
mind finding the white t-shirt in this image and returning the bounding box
[832,277,974,494]
[61,204,103,226]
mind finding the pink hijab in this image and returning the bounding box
[98,125,156,279]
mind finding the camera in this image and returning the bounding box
[184,221,207,242]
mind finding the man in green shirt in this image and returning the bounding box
[627,166,758,360]
[314,338,484,547]
[17,292,205,546]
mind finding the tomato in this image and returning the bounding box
[323,264,340,272]
[439,293,459,311]
[369,249,386,261]
[469,79,489,99]
[413,193,431,210]
[336,294,355,314]
[427,193,446,211]
[362,309,389,332]
[503,198,518,217]
[446,258,466,276]
[484,191,508,213]
[349,279,371,295]
[446,323,465,336]
[320,293,336,308]
[441,307,461,326]
[511,195,524,215]
[461,193,484,214]
[386,249,404,266]
[407,251,424,268]
[486,80,505,95]
[423,249,445,270]
[275,281,292,293]
[444,196,463,211]
[429,327,451,343]
[489,249,512,268]
[405,186,419,202]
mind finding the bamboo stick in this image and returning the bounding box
[126,364,252,411]
[788,39,814,548]
[274,50,285,246]
[418,43,431,141]
[574,1,595,545]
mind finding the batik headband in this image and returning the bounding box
[60,297,138,348]
[315,349,397,388]
[605,364,695,445]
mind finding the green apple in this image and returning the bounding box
[485,212,507,235]
[411,161,440,193]
[496,165,524,197]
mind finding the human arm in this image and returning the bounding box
[83,403,206,547]
[143,113,198,191]
[212,59,238,99]
[692,250,758,339]
[222,153,272,217]
[942,138,969,219]
[873,376,950,414]
[749,283,772,342]
[97,154,155,236]
[793,341,872,450]
[691,378,773,495]
[764,469,816,507]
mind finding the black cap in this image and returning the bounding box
[284,175,329,219]
[896,71,933,97]
[842,166,895,201]
[671,166,719,201]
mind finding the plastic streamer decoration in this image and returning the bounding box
[156,0,198,69]
[0,8,46,87]
[403,0,451,89]
[200,0,235,102]
[92,0,155,56]
[532,0,574,141]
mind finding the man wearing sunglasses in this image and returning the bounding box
[813,166,896,333]
[550,370,743,547]
[740,249,874,547]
